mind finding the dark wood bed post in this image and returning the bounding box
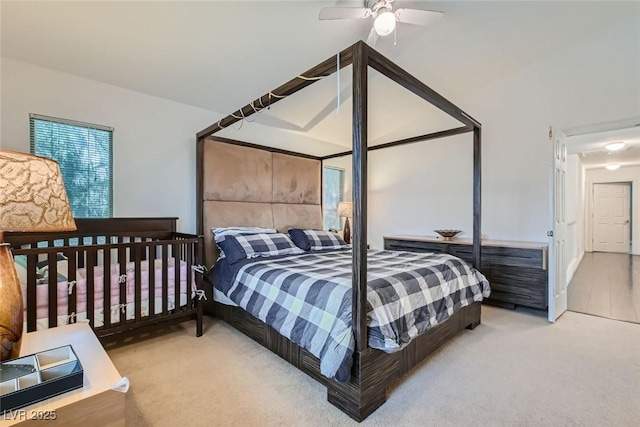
[327,42,388,421]
[352,41,368,353]
[196,137,204,237]
[473,125,482,269]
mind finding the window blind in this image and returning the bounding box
[29,114,113,218]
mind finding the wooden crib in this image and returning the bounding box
[5,217,204,339]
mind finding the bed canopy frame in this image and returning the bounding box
[197,41,482,421]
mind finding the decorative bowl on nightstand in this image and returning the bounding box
[434,230,462,241]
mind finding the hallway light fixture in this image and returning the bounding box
[605,164,621,171]
[605,142,626,152]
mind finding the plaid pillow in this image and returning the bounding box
[212,226,277,244]
[212,226,277,260]
[218,233,304,264]
[288,229,349,251]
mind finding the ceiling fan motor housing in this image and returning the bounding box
[367,0,394,17]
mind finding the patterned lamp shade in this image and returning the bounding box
[0,150,77,232]
[337,201,352,218]
[0,150,76,360]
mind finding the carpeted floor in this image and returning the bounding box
[107,306,640,426]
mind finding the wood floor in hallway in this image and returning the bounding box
[568,252,640,324]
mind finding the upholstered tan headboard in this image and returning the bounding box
[200,138,323,267]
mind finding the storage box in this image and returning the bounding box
[0,345,83,412]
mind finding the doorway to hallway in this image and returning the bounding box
[568,252,639,324]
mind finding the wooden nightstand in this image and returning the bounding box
[0,323,126,426]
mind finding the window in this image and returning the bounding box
[323,166,345,230]
[30,114,113,218]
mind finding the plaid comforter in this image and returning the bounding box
[223,250,490,381]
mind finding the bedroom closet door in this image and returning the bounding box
[549,127,568,322]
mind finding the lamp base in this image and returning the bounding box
[0,243,23,360]
[343,217,351,245]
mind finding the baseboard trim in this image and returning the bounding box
[567,251,585,285]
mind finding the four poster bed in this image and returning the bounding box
[196,41,485,421]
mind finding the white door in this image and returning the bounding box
[593,183,631,253]
[549,127,568,322]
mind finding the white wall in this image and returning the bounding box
[1,58,216,233]
[367,15,640,249]
[585,165,639,255]
[369,134,473,248]
[3,14,638,248]
[566,154,586,282]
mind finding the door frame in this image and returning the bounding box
[586,180,633,254]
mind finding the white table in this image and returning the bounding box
[1,323,126,426]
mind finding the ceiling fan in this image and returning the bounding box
[319,0,443,46]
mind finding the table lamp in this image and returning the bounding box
[337,201,353,244]
[0,150,76,360]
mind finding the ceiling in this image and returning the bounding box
[567,124,640,169]
[2,1,639,155]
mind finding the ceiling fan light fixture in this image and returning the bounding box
[605,142,626,152]
[605,164,621,171]
[374,11,396,36]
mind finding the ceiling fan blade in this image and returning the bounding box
[395,8,443,26]
[319,7,371,20]
[366,27,378,48]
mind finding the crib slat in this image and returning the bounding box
[87,249,96,327]
[118,246,127,324]
[134,245,142,321]
[66,249,77,325]
[195,237,204,337]
[78,248,85,269]
[26,254,37,332]
[186,242,193,308]
[162,243,169,315]
[103,243,112,329]
[141,238,148,261]
[48,252,58,328]
[149,242,156,319]
[128,237,134,262]
[173,243,180,313]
